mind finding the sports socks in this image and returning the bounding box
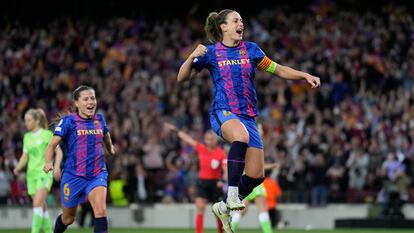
[216,216,223,233]
[226,141,248,198]
[94,216,108,233]
[53,215,68,233]
[43,210,53,233]
[31,207,43,233]
[238,175,264,199]
[231,211,272,233]
[195,213,203,233]
[231,212,242,230]
[258,212,272,233]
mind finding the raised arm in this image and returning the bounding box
[264,162,280,171]
[164,122,197,148]
[257,56,320,88]
[43,136,62,173]
[177,44,207,82]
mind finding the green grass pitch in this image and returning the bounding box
[0,229,412,233]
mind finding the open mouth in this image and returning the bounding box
[236,28,243,36]
[86,106,95,111]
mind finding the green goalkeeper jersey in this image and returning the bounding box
[23,128,53,177]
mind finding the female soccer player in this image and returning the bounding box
[14,108,63,233]
[231,164,282,233]
[164,122,226,233]
[177,9,320,232]
[43,85,116,233]
[231,184,270,233]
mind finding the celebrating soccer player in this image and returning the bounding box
[177,9,320,232]
[43,85,116,233]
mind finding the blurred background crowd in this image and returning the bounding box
[0,0,413,216]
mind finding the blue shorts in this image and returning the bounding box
[60,171,108,208]
[210,109,263,149]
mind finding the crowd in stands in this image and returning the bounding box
[0,2,413,213]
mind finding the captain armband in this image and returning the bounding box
[257,56,278,74]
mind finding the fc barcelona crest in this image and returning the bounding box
[223,110,232,116]
[239,50,246,56]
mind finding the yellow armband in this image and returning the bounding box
[257,56,277,74]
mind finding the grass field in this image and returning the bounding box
[0,229,412,233]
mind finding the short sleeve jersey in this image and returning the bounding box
[23,128,53,177]
[195,143,226,180]
[54,113,109,178]
[192,41,266,117]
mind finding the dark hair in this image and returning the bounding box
[204,9,235,43]
[52,110,71,125]
[53,85,95,124]
[73,85,94,101]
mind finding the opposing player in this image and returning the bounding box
[231,164,281,233]
[177,9,320,232]
[14,108,63,233]
[164,122,226,233]
[43,85,116,233]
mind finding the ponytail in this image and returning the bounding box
[52,110,71,126]
[205,12,220,43]
[204,9,235,43]
[36,108,48,129]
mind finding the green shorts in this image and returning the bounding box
[27,172,53,196]
[245,183,266,201]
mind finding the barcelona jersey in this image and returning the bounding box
[54,113,108,178]
[192,41,266,117]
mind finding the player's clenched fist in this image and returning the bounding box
[190,44,207,59]
[304,74,321,88]
[43,162,53,173]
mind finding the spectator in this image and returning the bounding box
[1,1,414,205]
[0,162,12,205]
[380,153,410,218]
[309,154,329,206]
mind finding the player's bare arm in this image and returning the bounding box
[104,132,116,155]
[177,44,207,82]
[257,56,320,88]
[164,122,197,147]
[53,145,63,181]
[13,152,28,175]
[43,136,62,172]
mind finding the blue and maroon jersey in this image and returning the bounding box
[54,113,108,178]
[192,41,266,117]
